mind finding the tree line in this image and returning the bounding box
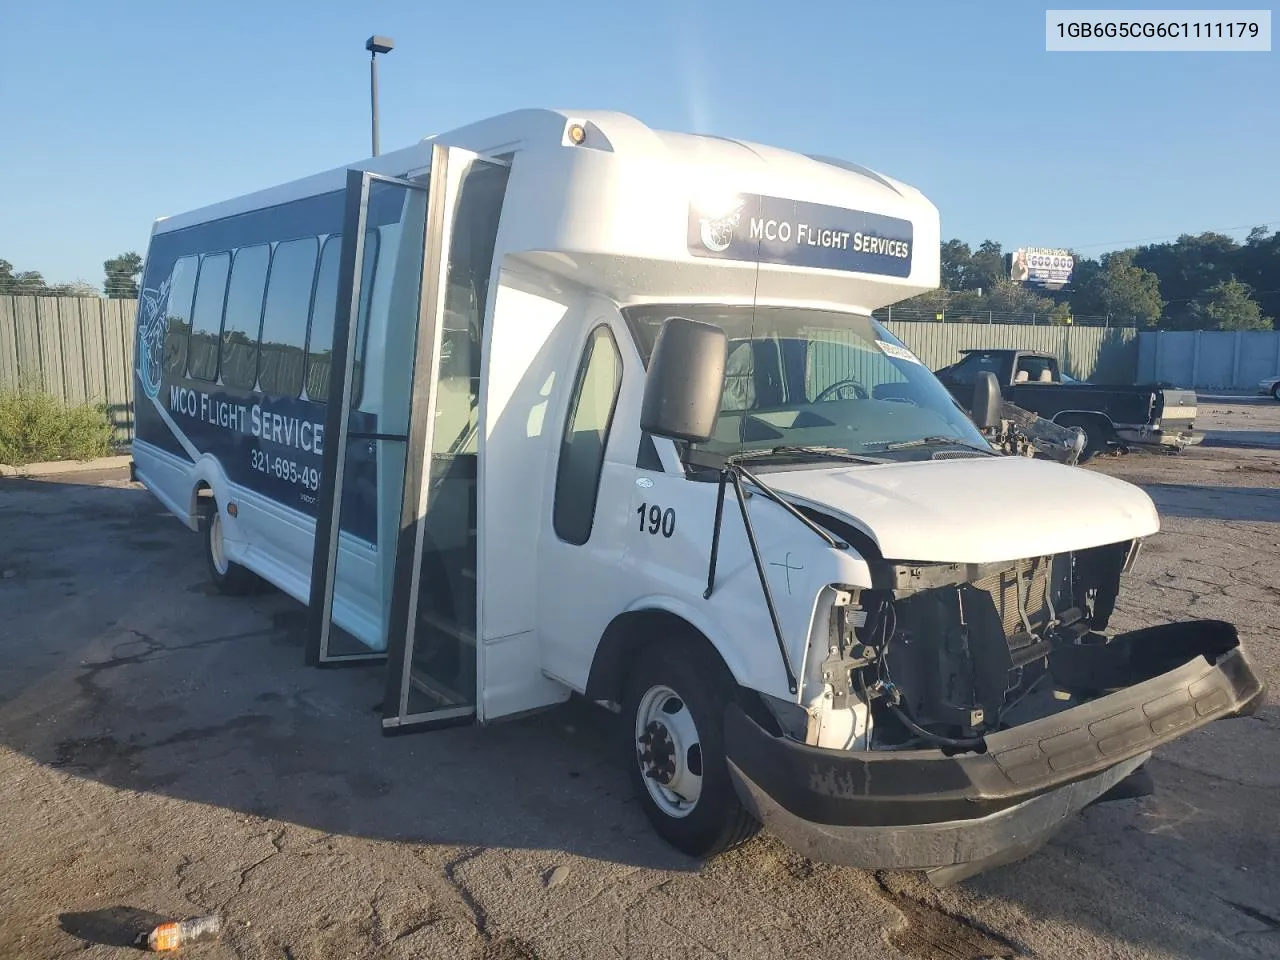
[4,226,1278,331]
[900,227,1277,330]
[0,253,143,300]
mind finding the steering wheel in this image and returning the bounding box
[814,379,869,402]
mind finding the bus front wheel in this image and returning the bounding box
[623,642,760,859]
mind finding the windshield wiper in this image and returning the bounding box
[870,436,996,454]
[735,445,886,465]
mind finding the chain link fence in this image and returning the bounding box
[874,304,1125,327]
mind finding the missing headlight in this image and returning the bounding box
[757,692,812,742]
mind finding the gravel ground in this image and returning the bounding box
[1,399,1277,960]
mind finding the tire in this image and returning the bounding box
[201,500,261,596]
[1272,383,1280,401]
[1055,415,1107,464]
[623,641,760,859]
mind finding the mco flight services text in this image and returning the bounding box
[168,385,325,456]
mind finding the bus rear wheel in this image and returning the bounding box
[623,642,760,859]
[201,501,260,596]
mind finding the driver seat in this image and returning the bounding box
[722,339,785,411]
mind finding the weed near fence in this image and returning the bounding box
[0,389,116,466]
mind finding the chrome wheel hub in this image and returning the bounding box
[635,684,703,818]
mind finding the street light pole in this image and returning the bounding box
[369,52,379,156]
[365,36,394,157]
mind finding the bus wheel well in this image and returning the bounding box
[586,610,731,706]
[192,481,214,518]
[587,611,783,738]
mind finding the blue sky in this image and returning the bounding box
[2,1,1277,287]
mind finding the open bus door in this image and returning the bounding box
[306,146,510,732]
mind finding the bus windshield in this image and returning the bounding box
[622,304,990,462]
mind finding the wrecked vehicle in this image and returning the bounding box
[934,348,1202,461]
[978,397,1086,464]
[638,314,1265,885]
[131,108,1265,885]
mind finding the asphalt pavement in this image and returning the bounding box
[1,402,1277,959]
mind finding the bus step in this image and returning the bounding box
[409,671,470,708]
[418,610,476,647]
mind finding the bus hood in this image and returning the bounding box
[766,455,1159,564]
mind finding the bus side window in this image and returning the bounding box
[220,244,270,391]
[553,325,623,546]
[258,238,319,398]
[164,256,199,379]
[187,253,230,382]
[304,235,342,403]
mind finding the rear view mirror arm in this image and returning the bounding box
[735,462,847,551]
[698,454,848,605]
[729,466,799,695]
[696,457,849,698]
[703,467,731,601]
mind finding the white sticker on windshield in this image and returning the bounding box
[876,340,923,365]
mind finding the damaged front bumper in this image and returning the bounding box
[725,619,1265,884]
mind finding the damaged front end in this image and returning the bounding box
[851,541,1141,749]
[725,540,1267,884]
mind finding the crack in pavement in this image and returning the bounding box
[367,880,390,948]
[232,828,287,897]
[443,847,490,940]
[525,866,646,941]
[440,847,546,960]
[392,910,442,944]
[69,625,286,721]
[173,854,214,911]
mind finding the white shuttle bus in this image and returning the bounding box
[132,109,1264,883]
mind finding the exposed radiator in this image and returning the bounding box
[973,558,1051,646]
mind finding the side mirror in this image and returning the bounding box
[972,371,1002,430]
[640,316,727,444]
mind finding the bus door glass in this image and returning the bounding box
[381,152,510,731]
[307,170,430,664]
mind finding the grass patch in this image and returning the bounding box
[0,390,116,466]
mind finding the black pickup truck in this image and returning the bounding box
[934,349,1201,462]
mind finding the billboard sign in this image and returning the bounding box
[1010,247,1073,289]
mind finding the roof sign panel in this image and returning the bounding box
[687,193,913,277]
